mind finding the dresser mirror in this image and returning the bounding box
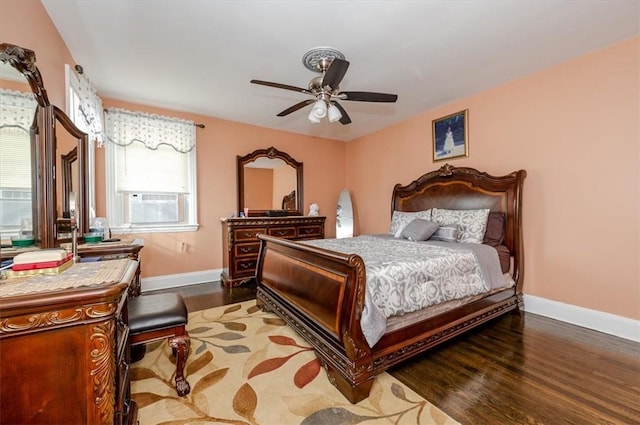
[49,105,89,244]
[237,146,303,216]
[0,50,40,244]
[0,43,89,250]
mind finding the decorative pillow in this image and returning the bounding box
[431,208,490,244]
[494,245,511,273]
[400,219,439,241]
[390,209,432,237]
[429,225,459,242]
[483,212,505,247]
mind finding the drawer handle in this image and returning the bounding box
[239,247,252,253]
[244,232,254,238]
[276,231,287,236]
[240,263,253,269]
[302,228,313,234]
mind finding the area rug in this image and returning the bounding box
[131,300,459,425]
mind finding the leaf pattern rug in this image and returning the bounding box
[131,300,460,425]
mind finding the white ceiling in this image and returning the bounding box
[41,1,639,142]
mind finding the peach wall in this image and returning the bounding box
[99,98,346,279]
[0,0,75,106]
[346,37,639,321]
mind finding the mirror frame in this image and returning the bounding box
[44,106,89,246]
[237,146,303,217]
[61,146,78,215]
[0,44,49,108]
[1,43,89,248]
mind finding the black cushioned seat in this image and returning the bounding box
[128,292,191,396]
[128,293,187,333]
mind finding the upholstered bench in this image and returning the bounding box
[128,293,191,396]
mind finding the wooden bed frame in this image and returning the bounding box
[255,164,526,403]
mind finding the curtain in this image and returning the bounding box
[74,72,104,146]
[0,89,37,131]
[105,107,196,194]
[105,107,195,153]
[0,89,36,189]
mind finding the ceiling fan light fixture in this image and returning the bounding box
[311,99,327,119]
[327,103,342,122]
[307,108,322,123]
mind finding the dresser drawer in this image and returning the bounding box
[235,242,261,257]
[268,226,296,239]
[233,258,257,276]
[297,225,323,239]
[234,228,267,241]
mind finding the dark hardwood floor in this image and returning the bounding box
[153,282,640,425]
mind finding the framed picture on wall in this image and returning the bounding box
[432,109,469,161]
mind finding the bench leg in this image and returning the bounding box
[168,333,191,396]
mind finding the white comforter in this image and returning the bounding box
[302,235,508,347]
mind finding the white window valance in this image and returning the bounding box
[105,107,195,153]
[0,89,37,132]
[74,72,104,146]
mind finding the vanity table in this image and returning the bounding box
[0,259,139,425]
[76,238,145,296]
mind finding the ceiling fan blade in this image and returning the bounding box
[251,79,312,95]
[321,58,350,90]
[277,99,315,117]
[340,91,398,102]
[331,101,351,125]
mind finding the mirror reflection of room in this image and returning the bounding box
[243,157,296,211]
[0,81,37,245]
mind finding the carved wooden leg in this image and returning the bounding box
[324,363,374,404]
[168,333,191,397]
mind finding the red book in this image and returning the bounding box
[12,253,74,271]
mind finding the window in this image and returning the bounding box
[105,107,198,233]
[66,64,104,218]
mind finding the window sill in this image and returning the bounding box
[110,223,199,234]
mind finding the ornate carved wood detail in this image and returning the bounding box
[257,289,373,380]
[0,302,117,335]
[90,319,116,425]
[225,216,326,227]
[168,334,192,397]
[237,146,304,216]
[0,43,50,107]
[370,297,520,372]
[342,330,368,361]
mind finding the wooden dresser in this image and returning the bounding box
[221,216,325,287]
[0,260,139,425]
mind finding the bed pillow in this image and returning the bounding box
[400,219,439,241]
[429,224,460,242]
[495,245,511,273]
[431,208,490,244]
[483,212,505,247]
[390,209,432,237]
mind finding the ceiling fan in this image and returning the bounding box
[250,47,398,125]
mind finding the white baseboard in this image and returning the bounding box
[523,294,640,343]
[140,268,222,293]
